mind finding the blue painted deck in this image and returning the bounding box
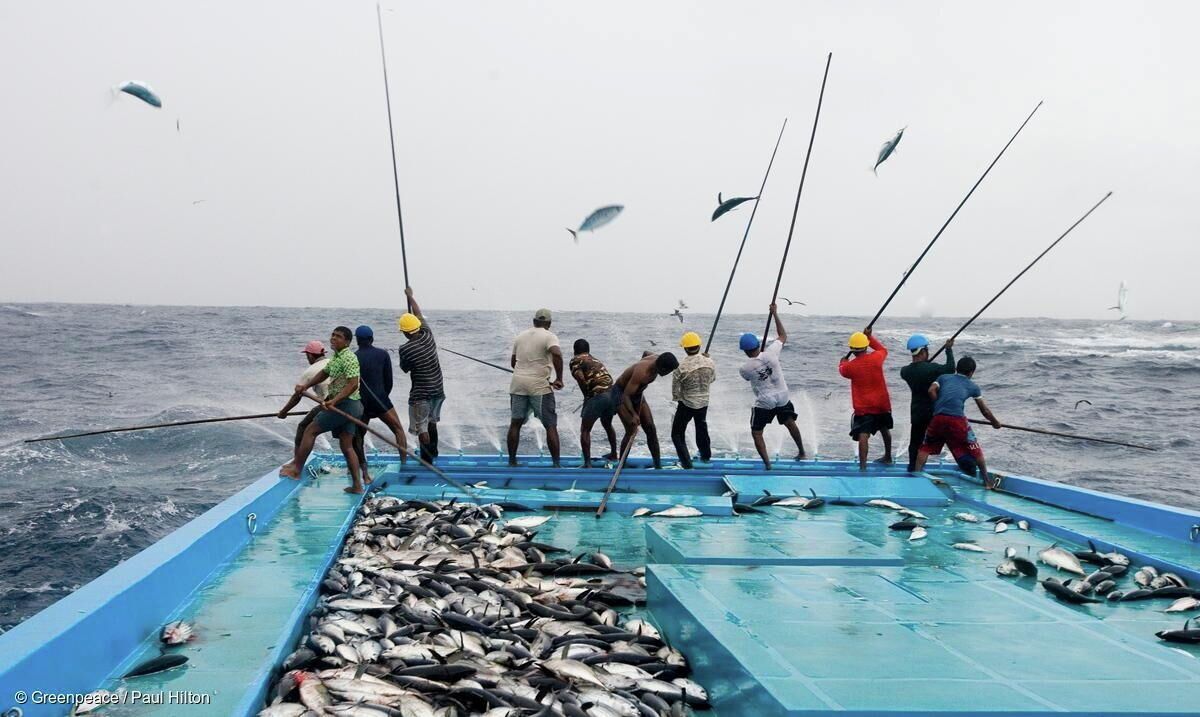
[3,453,1200,716]
[646,521,903,566]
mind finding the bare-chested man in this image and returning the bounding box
[600,352,680,469]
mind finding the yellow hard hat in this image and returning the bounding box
[398,313,422,333]
[848,332,869,350]
[680,331,702,349]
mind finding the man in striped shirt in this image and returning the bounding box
[396,287,445,463]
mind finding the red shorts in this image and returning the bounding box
[921,415,984,463]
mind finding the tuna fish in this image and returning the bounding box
[652,505,703,518]
[1037,543,1086,576]
[873,127,905,174]
[953,512,980,523]
[952,543,988,553]
[1157,618,1200,644]
[711,193,757,222]
[908,526,928,541]
[122,654,188,678]
[567,205,624,243]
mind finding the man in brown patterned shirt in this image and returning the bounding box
[569,339,619,467]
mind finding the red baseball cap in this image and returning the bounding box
[302,340,326,355]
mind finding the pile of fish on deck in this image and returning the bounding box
[262,496,709,716]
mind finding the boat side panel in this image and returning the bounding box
[0,469,299,717]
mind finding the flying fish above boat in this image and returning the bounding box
[115,80,162,108]
[567,204,623,243]
[873,126,905,174]
[711,193,757,221]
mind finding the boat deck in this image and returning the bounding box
[3,454,1200,716]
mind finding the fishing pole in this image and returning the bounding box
[376,3,412,311]
[596,428,637,518]
[763,53,831,343]
[966,418,1156,452]
[705,118,788,354]
[25,412,308,443]
[931,191,1113,361]
[298,391,477,494]
[865,100,1043,331]
[441,347,513,374]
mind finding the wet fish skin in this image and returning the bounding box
[1037,544,1086,576]
[122,654,188,678]
[1042,578,1101,604]
[908,526,927,541]
[567,205,624,243]
[873,127,905,174]
[711,193,757,222]
[952,543,988,553]
[160,620,194,645]
[651,505,702,518]
[953,512,979,523]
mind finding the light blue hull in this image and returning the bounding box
[1,454,1199,715]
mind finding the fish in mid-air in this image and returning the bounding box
[677,299,688,310]
[670,309,684,324]
[873,127,905,174]
[711,193,757,221]
[567,205,623,243]
[116,80,162,108]
[1108,280,1128,319]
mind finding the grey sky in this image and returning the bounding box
[2,1,1197,320]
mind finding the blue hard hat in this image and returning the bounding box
[355,325,374,339]
[739,332,760,351]
[906,334,929,352]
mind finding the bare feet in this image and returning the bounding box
[508,460,519,468]
[344,485,363,494]
[795,452,807,461]
[875,455,894,465]
[363,473,373,485]
[279,464,300,479]
[601,452,617,461]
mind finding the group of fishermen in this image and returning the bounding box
[276,293,1002,493]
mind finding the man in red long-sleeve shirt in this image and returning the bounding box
[839,328,893,471]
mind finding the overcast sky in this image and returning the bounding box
[2,1,1197,320]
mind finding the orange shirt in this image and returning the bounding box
[838,335,891,414]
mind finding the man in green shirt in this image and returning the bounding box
[899,334,954,473]
[280,326,368,493]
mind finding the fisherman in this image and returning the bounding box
[569,339,619,467]
[507,308,564,467]
[277,340,329,476]
[912,356,1002,488]
[352,324,408,481]
[671,331,716,469]
[610,352,680,469]
[899,335,955,473]
[396,287,445,463]
[738,304,805,469]
[281,326,367,493]
[839,328,893,470]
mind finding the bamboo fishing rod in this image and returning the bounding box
[376,3,412,312]
[596,427,638,518]
[930,191,1113,361]
[705,118,788,354]
[297,390,477,494]
[441,347,513,374]
[966,418,1157,452]
[763,53,831,343]
[25,412,309,443]
[865,100,1043,332]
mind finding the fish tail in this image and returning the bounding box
[566,228,578,244]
